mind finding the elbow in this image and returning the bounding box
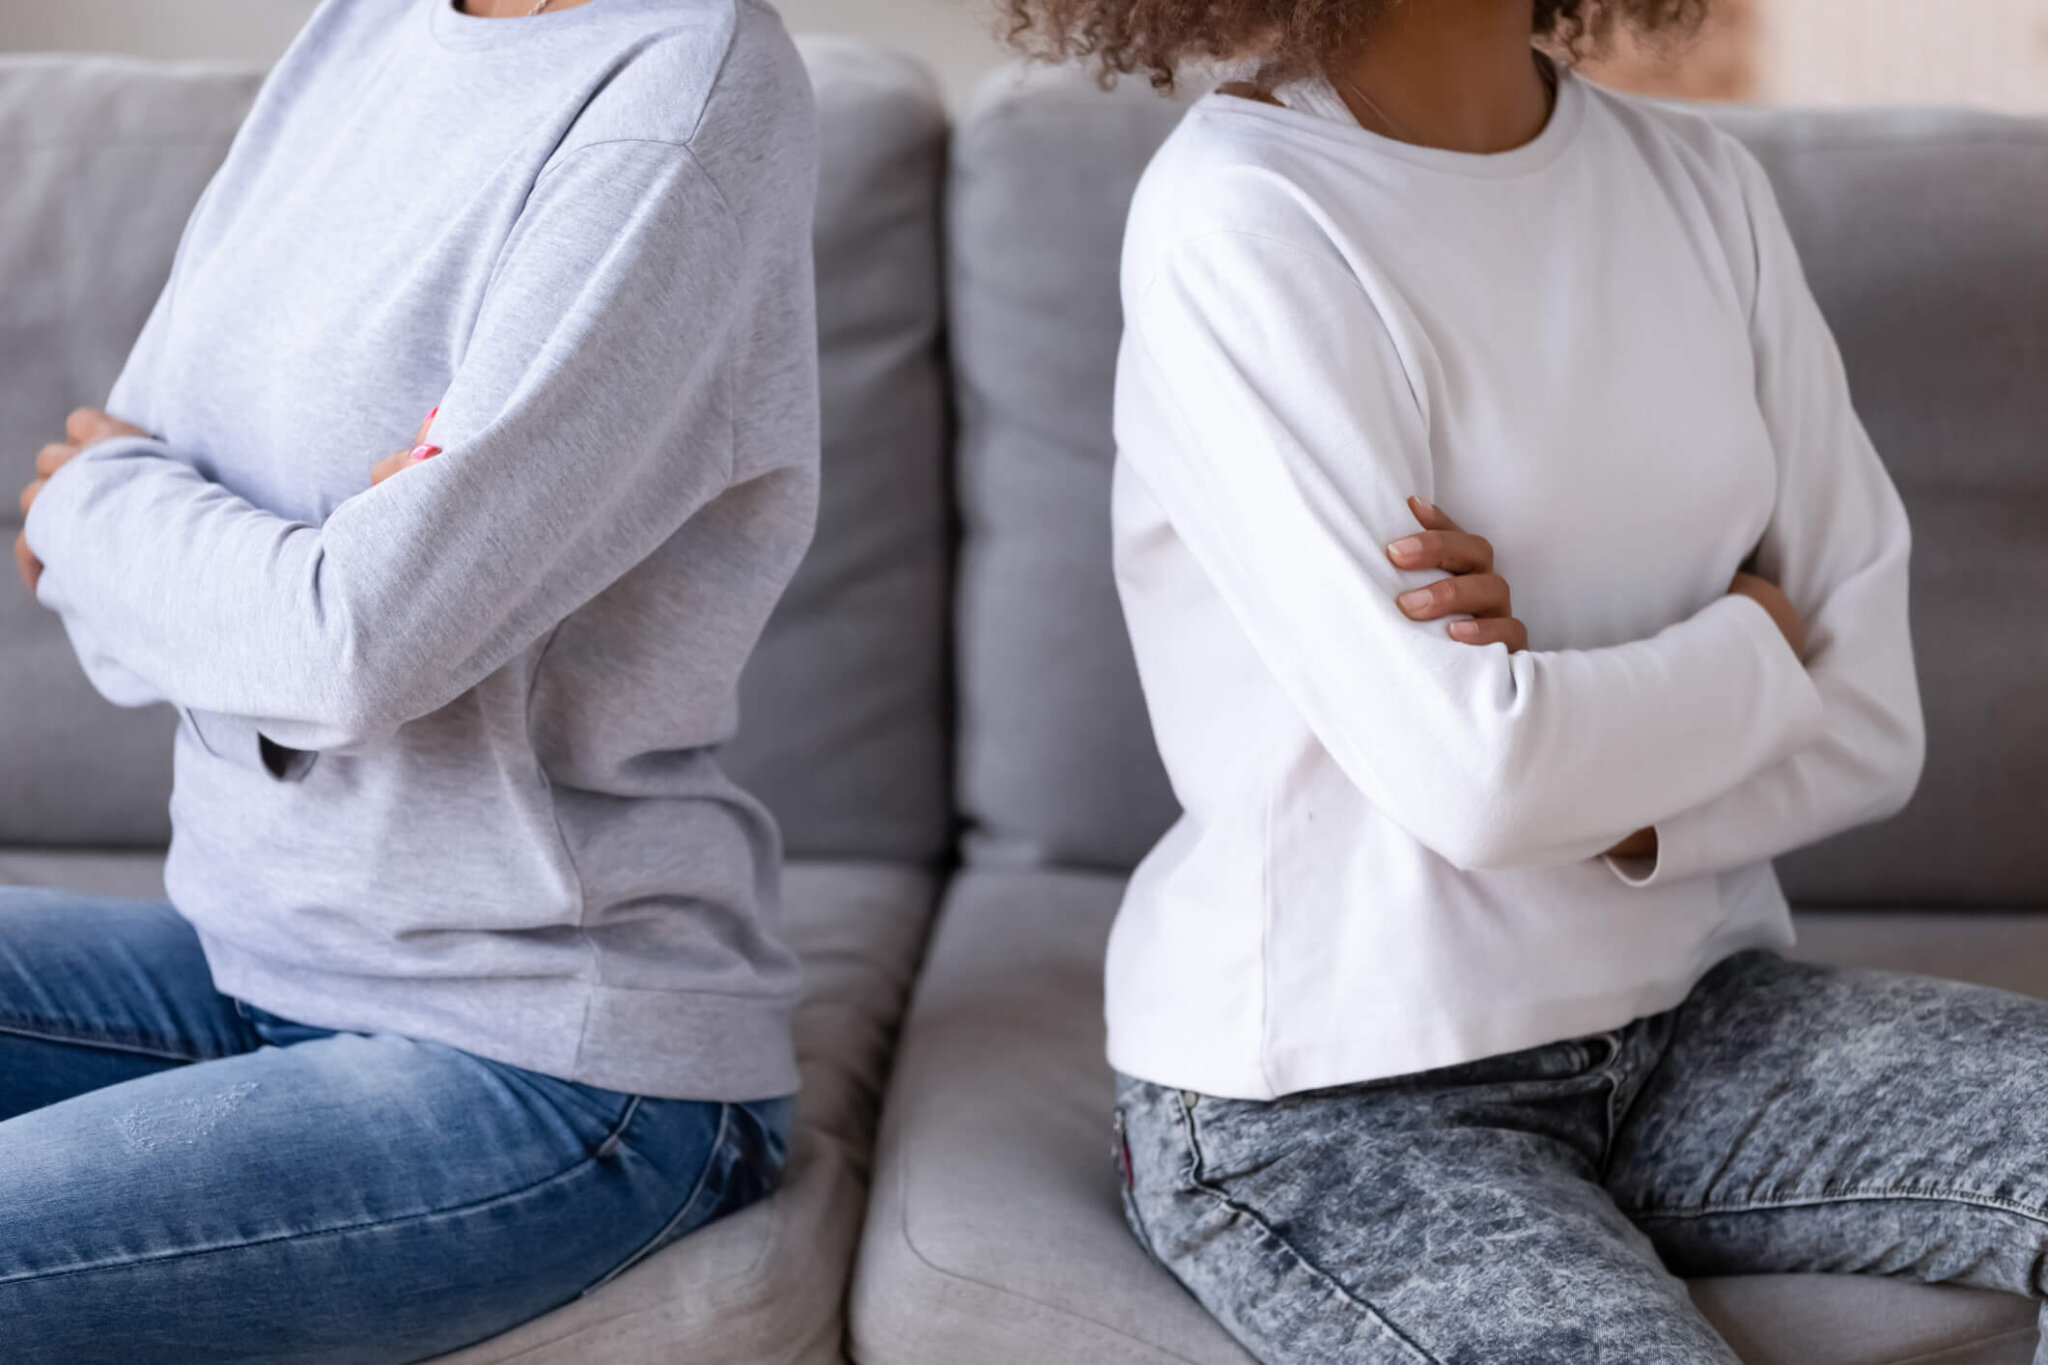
[258,660,423,756]
[1424,817,1542,874]
[1397,781,1540,874]
[1877,707,1928,821]
[1381,726,1571,873]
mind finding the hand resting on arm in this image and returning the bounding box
[1380,492,1811,865]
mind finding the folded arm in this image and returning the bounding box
[1602,145,1925,887]
[24,138,747,758]
[1119,228,1827,873]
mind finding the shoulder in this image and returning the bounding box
[558,1,813,161]
[1576,78,1772,221]
[1575,78,1777,303]
[553,3,814,218]
[1125,97,1357,283]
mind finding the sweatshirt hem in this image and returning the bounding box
[199,940,800,1101]
[1109,925,1792,1102]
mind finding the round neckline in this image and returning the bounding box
[429,0,642,49]
[1205,54,1587,181]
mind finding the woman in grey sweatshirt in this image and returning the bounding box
[4,0,819,1356]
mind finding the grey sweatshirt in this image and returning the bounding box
[23,0,821,1099]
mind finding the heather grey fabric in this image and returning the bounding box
[850,867,2041,1365]
[22,0,825,1101]
[7,852,935,1365]
[0,36,955,872]
[947,66,2048,906]
[722,35,952,867]
[0,57,258,846]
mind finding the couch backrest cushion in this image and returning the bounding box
[949,66,2048,905]
[0,40,955,865]
[0,56,261,846]
[723,36,953,864]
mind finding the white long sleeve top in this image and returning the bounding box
[1105,64,1924,1100]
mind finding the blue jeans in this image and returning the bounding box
[0,887,793,1364]
[1117,949,2048,1363]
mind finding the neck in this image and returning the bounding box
[1332,0,1552,153]
[460,0,599,16]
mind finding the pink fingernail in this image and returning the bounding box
[410,444,441,462]
[427,406,439,423]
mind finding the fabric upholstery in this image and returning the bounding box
[0,849,168,901]
[0,56,258,846]
[432,859,937,1365]
[850,866,2043,1365]
[723,36,954,865]
[4,852,936,1365]
[946,65,2048,907]
[948,69,1187,872]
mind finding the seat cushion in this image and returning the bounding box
[946,64,2048,906]
[3,851,936,1365]
[849,867,2041,1365]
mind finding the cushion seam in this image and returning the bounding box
[890,1122,1216,1363]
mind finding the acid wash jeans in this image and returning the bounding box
[1116,948,2048,1364]
[0,888,793,1364]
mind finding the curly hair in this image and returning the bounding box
[1001,0,1712,91]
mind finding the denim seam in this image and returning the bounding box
[0,1137,622,1289]
[594,1095,645,1162]
[0,1017,202,1065]
[1175,1093,1442,1365]
[1622,1185,2048,1227]
[581,1101,732,1295]
[1593,1030,1625,1182]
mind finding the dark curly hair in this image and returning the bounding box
[1001,0,1712,90]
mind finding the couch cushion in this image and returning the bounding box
[5,852,936,1365]
[0,37,956,866]
[0,55,258,846]
[946,65,2048,905]
[722,36,954,866]
[0,848,169,900]
[849,867,2042,1365]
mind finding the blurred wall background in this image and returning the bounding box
[0,0,2043,111]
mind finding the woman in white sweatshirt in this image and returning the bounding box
[1001,2,2048,1360]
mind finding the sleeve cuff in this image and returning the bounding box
[1601,594,1824,890]
[185,709,318,781]
[1719,589,1827,755]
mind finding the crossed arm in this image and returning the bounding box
[1117,146,1918,880]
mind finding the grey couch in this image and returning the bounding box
[3,37,2045,1365]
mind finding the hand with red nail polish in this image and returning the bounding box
[368,407,444,487]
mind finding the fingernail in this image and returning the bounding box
[1449,620,1479,638]
[427,407,439,422]
[1416,497,1438,517]
[410,444,441,461]
[1388,536,1423,557]
[1398,587,1432,612]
